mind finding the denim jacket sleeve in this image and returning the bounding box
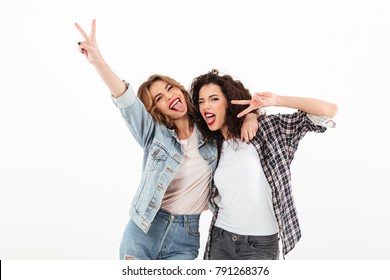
[111,81,157,150]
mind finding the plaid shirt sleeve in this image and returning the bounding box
[275,110,327,164]
[203,181,219,260]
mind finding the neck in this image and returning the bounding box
[221,125,229,140]
[174,116,193,140]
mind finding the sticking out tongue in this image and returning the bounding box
[207,116,216,125]
[171,100,185,112]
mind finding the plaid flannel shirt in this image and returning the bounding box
[204,110,334,259]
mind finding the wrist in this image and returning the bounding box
[92,56,105,67]
[274,95,283,107]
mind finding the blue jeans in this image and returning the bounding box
[119,209,200,260]
[209,226,279,260]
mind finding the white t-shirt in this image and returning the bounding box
[161,130,211,214]
[214,139,278,235]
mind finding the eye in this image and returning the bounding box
[167,85,173,91]
[155,94,162,102]
[198,100,204,104]
[211,97,219,101]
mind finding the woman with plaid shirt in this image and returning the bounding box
[190,69,337,260]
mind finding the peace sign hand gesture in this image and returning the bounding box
[74,19,103,64]
[232,92,277,118]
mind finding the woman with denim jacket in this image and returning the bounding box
[75,20,258,260]
[190,69,337,260]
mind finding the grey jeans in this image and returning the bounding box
[209,226,279,260]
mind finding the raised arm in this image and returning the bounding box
[74,19,126,98]
[75,19,159,148]
[273,95,338,118]
[232,92,338,118]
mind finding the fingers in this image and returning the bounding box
[242,130,249,143]
[236,106,254,118]
[241,128,256,143]
[74,22,89,40]
[231,100,251,105]
[77,41,88,53]
[245,132,249,143]
[248,127,257,141]
[78,41,95,54]
[77,42,93,61]
[253,94,267,104]
[90,19,96,41]
[77,43,85,54]
[240,126,248,143]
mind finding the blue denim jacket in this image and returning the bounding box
[112,82,218,233]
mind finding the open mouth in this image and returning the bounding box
[169,98,185,112]
[204,112,216,126]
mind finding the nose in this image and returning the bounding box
[166,92,174,101]
[204,100,210,109]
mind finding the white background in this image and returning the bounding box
[0,0,389,260]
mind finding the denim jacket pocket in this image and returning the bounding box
[147,143,169,172]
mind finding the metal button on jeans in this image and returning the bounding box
[232,235,237,241]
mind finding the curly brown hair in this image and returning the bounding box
[190,69,252,145]
[137,74,196,129]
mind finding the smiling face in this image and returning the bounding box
[198,83,229,138]
[149,79,188,121]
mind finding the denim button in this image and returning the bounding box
[232,235,237,241]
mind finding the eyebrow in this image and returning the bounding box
[153,83,173,101]
[206,94,220,99]
[199,94,219,101]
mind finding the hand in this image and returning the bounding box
[74,19,103,64]
[232,92,277,118]
[240,113,259,143]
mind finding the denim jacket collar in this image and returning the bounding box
[167,125,206,148]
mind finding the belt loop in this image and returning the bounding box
[183,214,188,228]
